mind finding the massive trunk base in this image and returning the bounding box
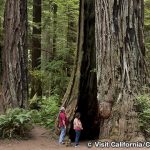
[55,0,100,141]
[96,0,146,141]
[56,0,147,142]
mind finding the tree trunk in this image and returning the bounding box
[52,3,57,59]
[56,0,100,140]
[0,14,2,79]
[31,0,42,97]
[95,0,146,141]
[0,25,3,112]
[2,0,28,110]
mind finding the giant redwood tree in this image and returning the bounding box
[57,0,147,141]
[2,0,28,110]
[96,0,147,140]
[57,0,100,140]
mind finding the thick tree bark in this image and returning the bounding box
[2,0,28,110]
[31,0,42,97]
[95,0,146,141]
[0,15,2,79]
[56,0,100,140]
[0,35,2,112]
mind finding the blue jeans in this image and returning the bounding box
[59,127,66,143]
[75,130,81,145]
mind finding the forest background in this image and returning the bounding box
[0,0,149,141]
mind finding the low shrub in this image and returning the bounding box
[137,94,150,137]
[31,95,60,129]
[0,108,33,138]
[40,95,59,128]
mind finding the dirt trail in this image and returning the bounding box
[0,126,148,150]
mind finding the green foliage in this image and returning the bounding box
[27,0,79,98]
[29,59,70,97]
[0,108,33,138]
[31,95,59,129]
[137,93,150,137]
[29,93,41,110]
[39,95,59,128]
[29,70,45,80]
[43,60,69,96]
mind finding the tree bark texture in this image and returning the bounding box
[0,8,3,112]
[0,40,2,112]
[96,0,146,141]
[0,15,2,80]
[57,0,100,140]
[2,0,28,110]
[31,0,42,97]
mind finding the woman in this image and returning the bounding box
[73,112,83,147]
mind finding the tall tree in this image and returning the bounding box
[2,0,28,110]
[0,0,5,83]
[56,0,147,141]
[56,0,100,140]
[52,3,57,58]
[95,0,147,140]
[0,21,2,83]
[0,0,5,112]
[31,0,42,97]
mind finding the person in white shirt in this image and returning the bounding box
[73,112,83,147]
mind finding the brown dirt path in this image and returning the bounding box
[0,126,149,150]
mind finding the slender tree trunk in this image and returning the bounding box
[0,23,2,112]
[56,0,100,140]
[31,0,42,97]
[41,1,53,96]
[95,0,146,141]
[2,0,28,110]
[52,3,57,59]
[0,17,2,79]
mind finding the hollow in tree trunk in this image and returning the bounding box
[56,0,100,140]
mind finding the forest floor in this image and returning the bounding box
[0,126,149,150]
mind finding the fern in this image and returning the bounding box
[0,108,33,138]
[137,93,150,137]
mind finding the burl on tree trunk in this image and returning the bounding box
[96,0,147,141]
